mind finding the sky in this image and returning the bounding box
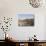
[18,14,34,20]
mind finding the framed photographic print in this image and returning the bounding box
[17,14,34,26]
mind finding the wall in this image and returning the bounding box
[0,0,46,40]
